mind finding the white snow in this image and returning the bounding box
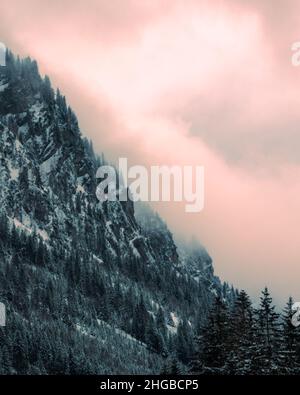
[30,102,45,123]
[171,312,180,327]
[76,184,85,194]
[10,168,19,181]
[21,210,31,228]
[15,139,22,151]
[12,217,49,241]
[129,236,142,259]
[166,312,180,335]
[37,229,49,241]
[97,319,147,347]
[40,149,60,181]
[151,300,160,310]
[167,324,177,335]
[105,221,118,243]
[0,83,8,92]
[93,255,104,264]
[7,160,19,181]
[13,218,32,234]
[76,324,93,338]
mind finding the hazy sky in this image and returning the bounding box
[1,0,300,303]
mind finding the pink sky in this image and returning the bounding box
[1,0,300,303]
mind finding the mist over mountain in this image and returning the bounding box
[0,52,235,374]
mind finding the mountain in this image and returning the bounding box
[0,51,235,374]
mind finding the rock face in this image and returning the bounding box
[0,52,235,374]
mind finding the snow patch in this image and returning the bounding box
[76,184,85,194]
[129,237,142,259]
[37,229,49,241]
[93,255,104,264]
[30,102,45,123]
[7,160,19,181]
[0,83,8,92]
[76,324,93,338]
[171,312,180,328]
[12,217,49,241]
[40,150,60,181]
[15,139,22,151]
[167,325,177,335]
[97,319,147,347]
[13,218,32,234]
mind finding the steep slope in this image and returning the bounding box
[0,52,234,374]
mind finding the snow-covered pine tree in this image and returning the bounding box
[280,297,300,374]
[192,296,231,374]
[251,287,281,374]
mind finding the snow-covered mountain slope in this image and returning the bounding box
[0,52,235,374]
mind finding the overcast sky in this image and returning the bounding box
[1,0,300,304]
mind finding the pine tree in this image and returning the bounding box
[19,166,29,190]
[132,297,149,343]
[192,296,231,374]
[280,297,300,374]
[145,318,165,354]
[251,287,281,374]
[41,75,55,105]
[226,290,254,374]
[176,319,193,364]
[163,356,183,375]
[156,307,167,340]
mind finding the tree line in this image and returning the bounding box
[191,289,300,375]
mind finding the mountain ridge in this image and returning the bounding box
[0,50,235,374]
